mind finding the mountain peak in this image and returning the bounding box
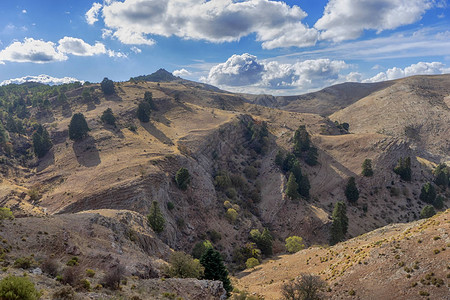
[131,68,177,82]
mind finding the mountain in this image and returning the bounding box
[0,73,448,298]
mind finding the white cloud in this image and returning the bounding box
[98,0,318,48]
[101,28,113,39]
[130,46,141,53]
[107,49,127,58]
[364,62,450,82]
[173,68,191,77]
[22,9,27,14]
[203,53,350,94]
[315,0,434,42]
[57,37,106,56]
[0,38,67,64]
[0,74,83,86]
[85,2,102,25]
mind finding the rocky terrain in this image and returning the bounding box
[0,70,448,298]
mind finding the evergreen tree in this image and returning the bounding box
[305,146,318,166]
[275,150,284,168]
[361,159,374,177]
[293,125,310,156]
[286,173,300,200]
[298,174,311,199]
[175,167,191,190]
[32,124,52,158]
[433,163,449,189]
[330,202,348,245]
[0,122,9,149]
[137,101,151,122]
[68,113,89,141]
[101,108,116,127]
[249,228,273,256]
[344,177,359,203]
[147,201,165,234]
[100,77,115,95]
[420,205,436,219]
[282,153,297,173]
[394,157,412,181]
[200,248,232,294]
[192,240,213,259]
[144,91,156,110]
[419,182,437,205]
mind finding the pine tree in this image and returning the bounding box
[293,125,311,156]
[286,173,300,200]
[433,163,449,189]
[305,146,318,166]
[298,174,310,199]
[137,102,151,122]
[361,159,374,177]
[249,228,273,256]
[275,150,284,168]
[200,248,232,294]
[100,77,115,95]
[32,124,52,158]
[147,201,165,234]
[144,91,156,110]
[394,157,412,181]
[330,202,348,245]
[175,167,191,190]
[68,113,89,141]
[419,182,436,205]
[101,108,116,127]
[345,177,359,203]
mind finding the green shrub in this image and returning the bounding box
[147,201,165,234]
[66,256,79,266]
[14,257,34,269]
[0,207,14,220]
[192,240,213,259]
[226,208,238,223]
[225,188,237,199]
[0,276,39,300]
[175,168,190,190]
[419,182,437,205]
[214,174,232,191]
[85,269,96,278]
[165,251,204,279]
[420,205,436,219]
[245,257,260,269]
[167,202,175,211]
[249,228,273,256]
[285,236,305,253]
[361,159,374,177]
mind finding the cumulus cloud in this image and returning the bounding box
[57,37,106,56]
[315,0,435,42]
[364,62,450,82]
[85,2,102,25]
[173,68,191,77]
[96,0,317,49]
[0,38,67,64]
[203,53,349,93]
[0,74,83,86]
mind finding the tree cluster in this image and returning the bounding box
[242,118,269,154]
[393,157,412,181]
[277,152,310,200]
[249,228,273,256]
[293,125,318,166]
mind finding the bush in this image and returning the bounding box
[14,257,34,269]
[361,159,374,177]
[147,201,165,234]
[52,286,75,299]
[434,195,444,210]
[102,264,125,290]
[225,188,237,199]
[226,208,238,223]
[0,276,40,300]
[192,240,213,259]
[167,202,175,211]
[66,256,79,266]
[101,77,115,95]
[281,273,326,300]
[245,257,260,269]
[0,207,14,220]
[249,228,273,256]
[175,167,191,190]
[61,267,82,287]
[214,174,231,191]
[285,236,305,253]
[101,108,116,127]
[41,258,59,277]
[345,177,359,203]
[165,251,204,279]
[85,269,96,278]
[420,205,436,219]
[68,113,89,141]
[243,166,258,180]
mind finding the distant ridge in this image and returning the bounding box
[131,68,178,82]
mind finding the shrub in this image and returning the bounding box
[207,230,222,243]
[66,256,79,266]
[175,167,191,190]
[225,188,237,199]
[0,207,14,220]
[249,228,273,256]
[147,201,165,234]
[0,276,40,300]
[434,163,449,188]
[68,113,89,141]
[85,269,96,278]
[245,257,260,269]
[100,77,115,95]
[285,236,305,253]
[167,202,175,211]
[61,267,82,287]
[281,273,326,300]
[80,279,91,291]
[200,248,232,294]
[420,205,436,219]
[226,208,238,223]
[434,195,444,210]
[214,174,231,191]
[165,251,204,279]
[52,286,75,299]
[192,240,213,259]
[361,159,374,177]
[233,243,261,269]
[41,258,59,277]
[101,108,116,127]
[102,264,125,290]
[243,166,258,180]
[345,177,359,203]
[14,257,34,269]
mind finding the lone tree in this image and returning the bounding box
[68,113,89,141]
[200,248,232,294]
[330,201,348,245]
[285,236,305,253]
[147,201,165,234]
[32,124,52,158]
[137,101,151,122]
[394,157,412,181]
[286,173,300,201]
[175,167,191,190]
[420,205,436,219]
[419,182,436,205]
[344,177,359,203]
[361,159,374,177]
[100,77,115,95]
[101,108,116,127]
[281,273,327,300]
[293,125,311,156]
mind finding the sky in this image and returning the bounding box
[0,0,449,95]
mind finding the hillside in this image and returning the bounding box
[0,71,449,298]
[236,209,450,299]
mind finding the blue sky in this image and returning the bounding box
[0,0,449,95]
